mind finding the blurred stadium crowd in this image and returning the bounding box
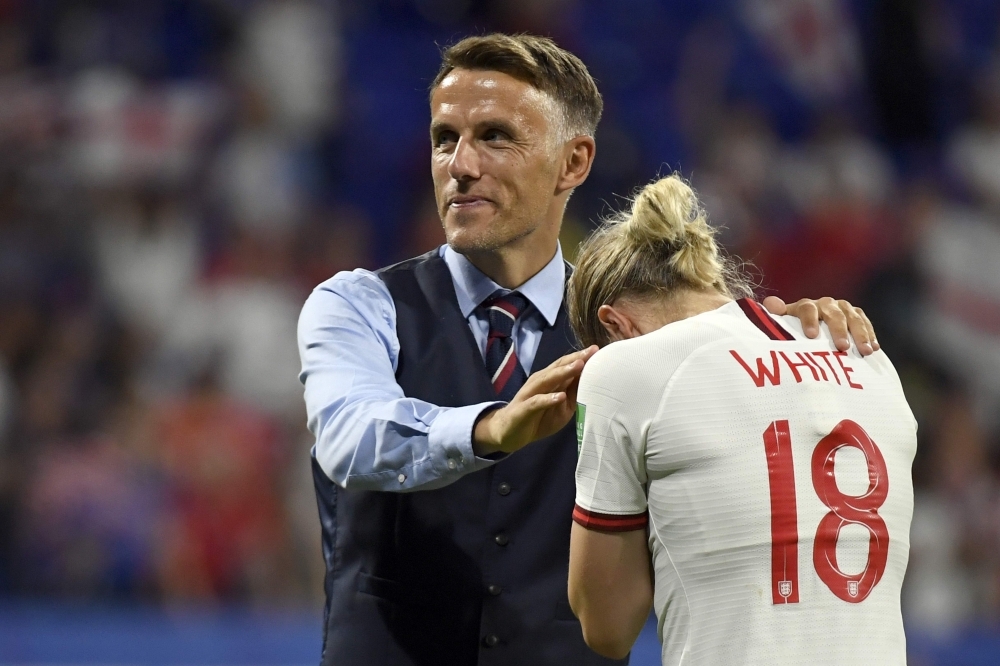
[0,0,999,641]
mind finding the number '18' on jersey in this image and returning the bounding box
[574,299,916,666]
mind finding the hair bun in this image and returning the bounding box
[621,175,723,289]
[567,173,751,348]
[625,175,697,247]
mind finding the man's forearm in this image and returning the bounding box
[310,396,504,492]
[299,276,505,492]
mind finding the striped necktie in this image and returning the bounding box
[480,291,529,402]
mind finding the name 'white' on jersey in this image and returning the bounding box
[574,299,916,666]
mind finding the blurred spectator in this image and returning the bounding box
[696,105,779,245]
[155,372,292,601]
[68,68,222,187]
[739,0,864,103]
[905,389,1000,634]
[156,227,305,420]
[19,401,163,598]
[948,60,1000,209]
[914,189,1000,437]
[295,204,374,289]
[758,113,898,300]
[240,0,342,139]
[0,359,11,444]
[91,185,202,337]
[211,86,306,233]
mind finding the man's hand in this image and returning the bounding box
[762,296,878,356]
[474,346,599,456]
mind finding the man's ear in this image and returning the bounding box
[598,304,640,342]
[556,135,596,194]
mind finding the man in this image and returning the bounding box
[567,175,914,664]
[297,34,876,666]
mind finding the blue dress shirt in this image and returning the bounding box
[297,244,566,492]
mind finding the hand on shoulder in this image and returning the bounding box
[474,346,599,456]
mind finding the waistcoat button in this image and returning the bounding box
[487,583,502,596]
[494,533,509,546]
[497,482,511,496]
[483,634,499,648]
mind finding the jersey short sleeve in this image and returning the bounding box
[573,346,654,532]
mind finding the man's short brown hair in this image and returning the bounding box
[431,33,603,138]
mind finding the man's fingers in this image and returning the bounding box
[508,392,568,422]
[839,300,875,356]
[508,345,596,415]
[783,296,879,355]
[839,303,878,352]
[537,359,584,384]
[525,345,597,386]
[809,297,847,350]
[524,356,587,394]
[545,345,598,371]
[862,309,879,351]
[555,345,598,367]
[524,392,566,412]
[787,298,822,339]
[761,295,788,315]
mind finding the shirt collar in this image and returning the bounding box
[441,243,565,327]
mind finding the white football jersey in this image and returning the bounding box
[574,299,916,666]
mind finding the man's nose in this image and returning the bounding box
[447,137,481,181]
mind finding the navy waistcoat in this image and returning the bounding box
[311,250,627,665]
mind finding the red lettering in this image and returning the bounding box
[802,352,828,381]
[763,420,800,604]
[763,419,891,605]
[812,351,841,385]
[812,420,887,601]
[779,351,820,383]
[833,352,863,389]
[730,350,782,387]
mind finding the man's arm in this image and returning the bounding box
[569,524,652,660]
[298,271,504,491]
[298,270,594,491]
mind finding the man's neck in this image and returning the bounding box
[461,238,559,289]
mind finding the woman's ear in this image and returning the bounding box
[598,303,640,342]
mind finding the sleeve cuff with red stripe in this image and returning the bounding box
[572,504,648,532]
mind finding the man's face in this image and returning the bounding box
[430,68,564,254]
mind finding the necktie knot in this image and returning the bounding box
[482,291,529,340]
[479,291,529,401]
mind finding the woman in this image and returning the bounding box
[566,175,916,665]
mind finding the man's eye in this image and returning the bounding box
[434,133,457,148]
[484,129,508,142]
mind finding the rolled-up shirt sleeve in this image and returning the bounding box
[298,269,503,492]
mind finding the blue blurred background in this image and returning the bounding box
[0,0,999,664]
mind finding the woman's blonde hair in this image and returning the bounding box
[568,174,753,348]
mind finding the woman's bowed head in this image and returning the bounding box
[568,174,753,349]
